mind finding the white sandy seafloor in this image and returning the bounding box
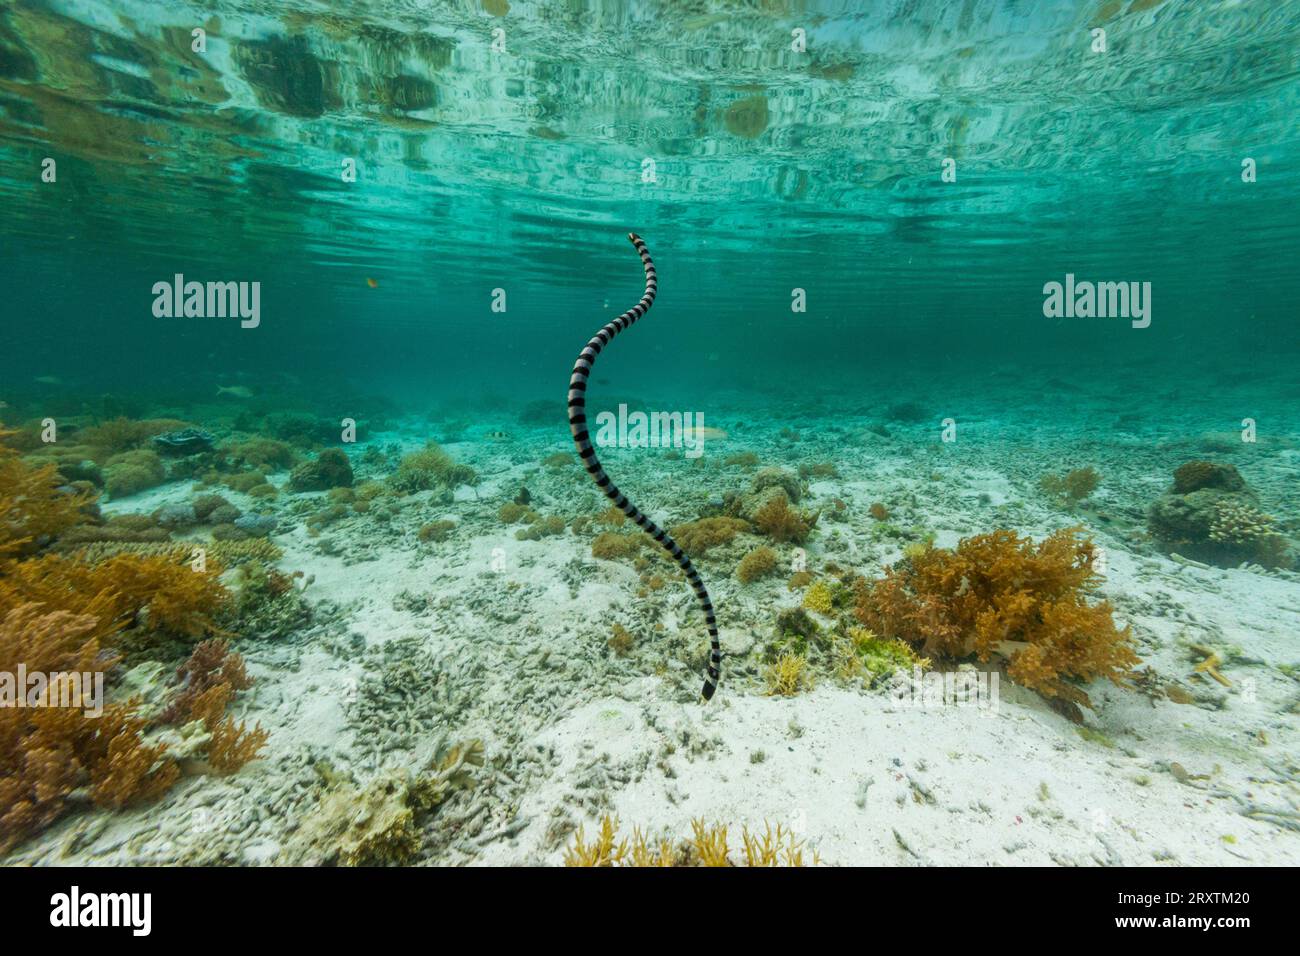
[10,369,1300,867]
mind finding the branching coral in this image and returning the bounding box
[564,815,818,867]
[854,527,1137,707]
[752,491,817,544]
[0,604,180,853]
[389,442,475,493]
[736,545,778,583]
[0,429,90,560]
[1039,466,1100,505]
[764,650,811,696]
[667,517,749,554]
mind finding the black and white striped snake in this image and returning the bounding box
[568,233,721,701]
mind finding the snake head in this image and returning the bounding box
[627,231,640,244]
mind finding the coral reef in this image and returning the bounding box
[288,448,354,492]
[389,442,475,494]
[565,815,818,866]
[286,740,482,865]
[854,527,1138,708]
[1148,462,1287,567]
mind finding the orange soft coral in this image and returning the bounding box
[0,604,180,853]
[855,527,1137,707]
[0,553,228,645]
[0,428,91,561]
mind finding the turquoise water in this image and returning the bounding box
[2,0,1297,401]
[1,0,1299,866]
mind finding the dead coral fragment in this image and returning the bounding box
[855,527,1137,707]
[287,739,482,866]
[564,815,818,867]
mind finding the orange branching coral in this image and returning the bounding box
[160,638,251,723]
[753,492,816,544]
[855,527,1138,707]
[0,553,228,644]
[0,604,180,852]
[159,641,267,774]
[0,429,91,561]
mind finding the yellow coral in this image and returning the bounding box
[764,650,811,696]
[802,579,835,614]
[564,815,818,867]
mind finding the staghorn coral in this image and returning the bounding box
[564,815,818,867]
[1207,499,1287,567]
[736,545,778,583]
[855,527,1137,708]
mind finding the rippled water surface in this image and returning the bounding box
[1,0,1297,396]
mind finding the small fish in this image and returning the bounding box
[693,426,728,441]
[217,385,255,399]
[34,375,63,386]
[484,430,512,441]
[366,277,379,289]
